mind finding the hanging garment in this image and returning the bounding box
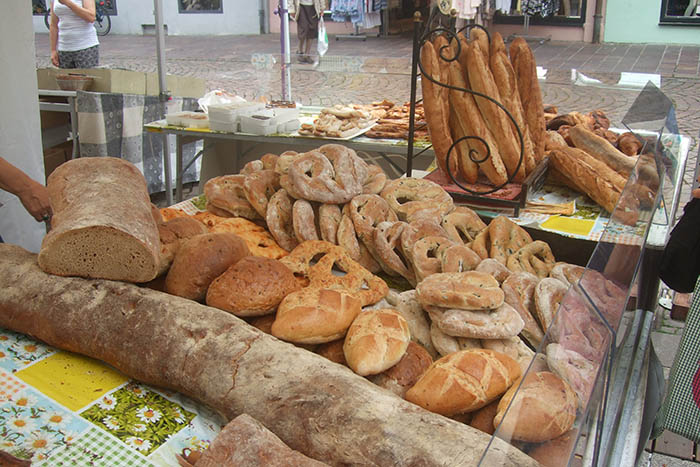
[521,0,560,17]
[453,0,482,19]
[495,0,511,13]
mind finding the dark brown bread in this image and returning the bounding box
[0,244,537,467]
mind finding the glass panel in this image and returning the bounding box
[660,0,700,24]
[493,0,587,25]
[178,0,223,14]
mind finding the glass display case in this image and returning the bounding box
[479,83,686,466]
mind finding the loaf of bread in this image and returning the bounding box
[206,256,300,316]
[0,244,539,466]
[271,287,362,344]
[315,339,347,366]
[494,371,578,443]
[416,271,504,311]
[157,216,209,276]
[368,341,433,398]
[343,308,411,376]
[489,32,535,175]
[164,232,251,301]
[527,429,579,467]
[427,302,525,340]
[510,38,546,165]
[195,414,328,467]
[405,348,521,416]
[430,322,481,357]
[420,41,458,176]
[467,41,525,182]
[469,399,500,435]
[569,124,637,176]
[38,157,161,283]
[385,290,438,358]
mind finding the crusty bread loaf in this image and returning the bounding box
[569,124,637,176]
[467,41,525,182]
[468,399,500,435]
[420,41,458,176]
[271,287,362,344]
[206,256,300,317]
[165,232,251,301]
[38,157,161,283]
[405,348,521,416]
[510,38,546,165]
[157,216,209,276]
[0,244,539,467]
[369,341,433,398]
[489,32,536,175]
[494,371,578,443]
[343,308,411,376]
[195,414,328,467]
[427,302,525,340]
[315,339,347,366]
[416,271,504,311]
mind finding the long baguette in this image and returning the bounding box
[420,41,458,176]
[489,32,536,175]
[0,244,537,467]
[510,38,546,166]
[467,40,526,182]
[448,60,508,186]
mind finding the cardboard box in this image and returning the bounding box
[37,68,205,98]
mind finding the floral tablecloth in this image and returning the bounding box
[0,329,224,466]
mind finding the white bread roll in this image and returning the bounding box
[38,157,160,283]
[343,308,410,376]
[494,371,578,443]
[405,349,521,416]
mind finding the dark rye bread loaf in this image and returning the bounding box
[38,157,160,283]
[0,244,537,467]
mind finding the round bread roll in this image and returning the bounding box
[469,399,500,435]
[343,308,411,376]
[315,339,347,366]
[368,341,433,398]
[527,429,579,467]
[405,349,521,416]
[415,271,504,311]
[494,371,577,443]
[271,287,362,344]
[206,256,300,317]
[164,232,250,302]
[156,216,209,276]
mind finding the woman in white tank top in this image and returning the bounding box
[49,0,100,69]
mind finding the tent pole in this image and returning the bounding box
[280,0,292,101]
[153,0,173,206]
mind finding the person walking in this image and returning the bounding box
[289,0,326,64]
[49,0,99,69]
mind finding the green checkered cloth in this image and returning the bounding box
[653,276,700,442]
[35,427,156,467]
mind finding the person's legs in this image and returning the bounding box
[72,45,99,68]
[57,50,76,68]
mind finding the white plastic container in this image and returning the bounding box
[240,115,278,135]
[278,119,301,133]
[166,111,209,129]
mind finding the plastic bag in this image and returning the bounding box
[197,90,246,114]
[317,17,328,57]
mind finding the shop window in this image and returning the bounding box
[32,0,49,15]
[660,0,700,24]
[32,0,117,15]
[493,0,587,26]
[178,0,223,13]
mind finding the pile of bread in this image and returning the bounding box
[298,104,375,138]
[35,154,627,464]
[361,100,430,141]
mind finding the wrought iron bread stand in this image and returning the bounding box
[406,7,549,217]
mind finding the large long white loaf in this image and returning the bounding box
[0,244,536,467]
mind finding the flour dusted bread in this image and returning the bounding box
[416,271,504,311]
[38,157,161,283]
[369,341,433,398]
[405,348,521,416]
[343,308,411,376]
[165,232,251,301]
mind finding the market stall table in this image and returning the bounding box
[38,89,80,160]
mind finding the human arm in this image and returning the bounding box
[0,158,52,222]
[57,0,96,23]
[49,7,59,67]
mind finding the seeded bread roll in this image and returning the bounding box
[206,256,300,317]
[38,157,161,283]
[165,232,251,301]
[405,348,521,416]
[494,371,578,443]
[343,308,411,376]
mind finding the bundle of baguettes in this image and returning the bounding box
[420,31,545,186]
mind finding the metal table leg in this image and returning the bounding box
[68,96,80,159]
[163,133,173,207]
[176,134,184,202]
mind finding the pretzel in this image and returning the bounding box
[471,216,532,264]
[265,189,298,252]
[373,221,416,285]
[441,206,487,244]
[438,244,481,274]
[204,175,260,220]
[380,178,454,222]
[507,240,556,278]
[411,235,456,283]
[280,240,344,279]
[318,204,342,244]
[363,164,388,194]
[243,169,281,218]
[416,271,505,311]
[292,199,320,243]
[287,150,362,204]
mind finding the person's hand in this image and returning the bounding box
[17,182,52,223]
[51,51,59,67]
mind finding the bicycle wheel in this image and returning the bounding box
[94,15,111,36]
[44,12,51,30]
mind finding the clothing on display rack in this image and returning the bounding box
[453,0,482,19]
[331,0,384,25]
[521,0,560,17]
